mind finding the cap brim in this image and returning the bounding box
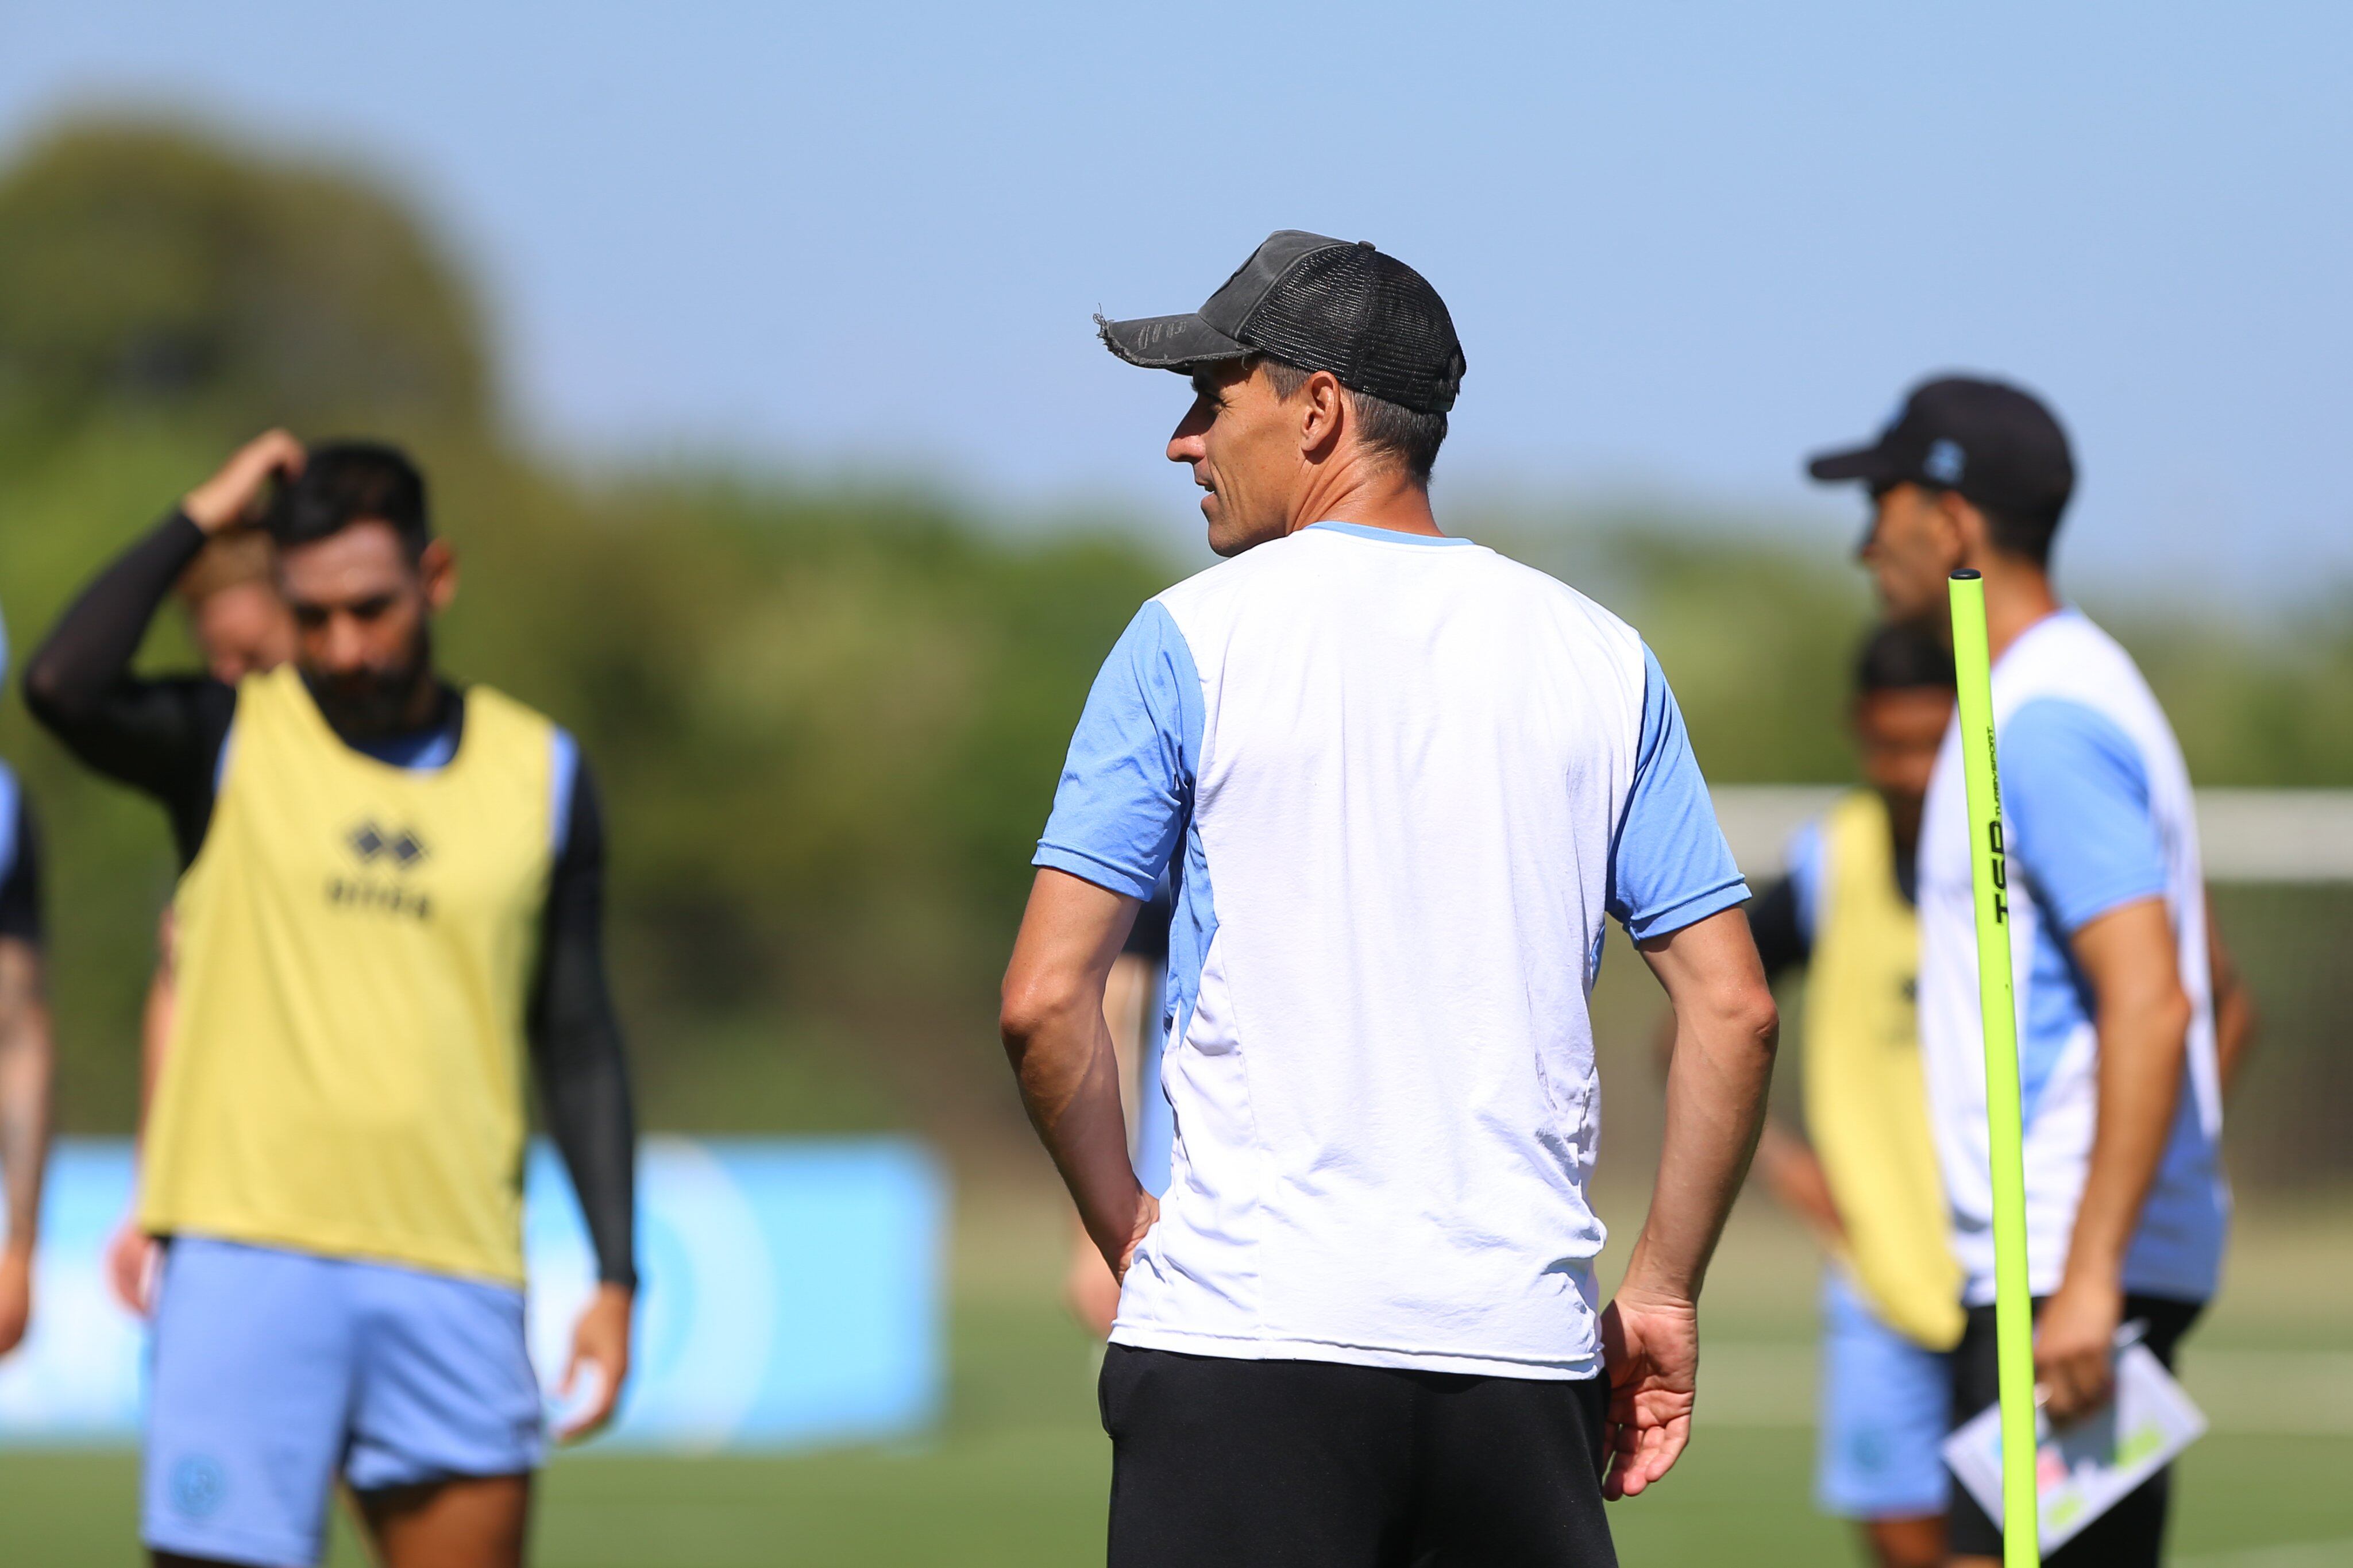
[1806,442,1901,484]
[1096,312,1251,372]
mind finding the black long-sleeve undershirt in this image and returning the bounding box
[25,511,638,1287]
[0,789,43,948]
[1747,874,1809,985]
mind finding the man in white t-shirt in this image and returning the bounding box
[1000,231,1779,1567]
[1810,377,2232,1567]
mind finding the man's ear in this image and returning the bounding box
[1297,369,1349,460]
[1932,488,1985,569]
[418,538,459,614]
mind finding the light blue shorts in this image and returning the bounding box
[144,1237,544,1566]
[1816,1270,1952,1521]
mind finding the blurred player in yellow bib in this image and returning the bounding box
[28,432,638,1568]
[1738,624,1959,1568]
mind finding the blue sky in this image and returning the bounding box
[5,3,2348,603]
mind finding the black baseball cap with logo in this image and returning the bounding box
[1097,230,1466,415]
[1807,375,2075,526]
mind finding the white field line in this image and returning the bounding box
[2175,1539,2353,1567]
[1711,785,2353,883]
[1694,1343,2353,1436]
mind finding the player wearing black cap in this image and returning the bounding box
[1006,232,1777,1567]
[1811,377,2247,1568]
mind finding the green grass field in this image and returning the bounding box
[6,1184,2349,1566]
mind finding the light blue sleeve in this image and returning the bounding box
[0,762,19,883]
[1607,644,1751,940]
[2002,697,2167,934]
[1784,816,1827,947]
[1032,602,1201,902]
[549,727,580,853]
[1130,974,1174,1198]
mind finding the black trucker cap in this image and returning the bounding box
[1097,230,1466,415]
[1808,375,2074,524]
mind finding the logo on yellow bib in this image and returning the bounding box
[330,818,434,918]
[346,819,430,869]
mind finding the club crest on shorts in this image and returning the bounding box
[170,1454,228,1518]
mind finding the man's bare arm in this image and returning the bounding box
[1626,907,1780,1300]
[1600,906,1779,1501]
[1000,869,1155,1276]
[0,938,55,1355]
[1067,951,1158,1337]
[2037,896,2192,1419]
[2207,903,2255,1096]
[1648,997,1839,1249]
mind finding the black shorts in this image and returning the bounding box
[1947,1293,2204,1563]
[1098,1343,1616,1568]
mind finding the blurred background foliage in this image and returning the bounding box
[4,120,2349,1175]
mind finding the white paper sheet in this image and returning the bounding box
[1942,1341,2208,1553]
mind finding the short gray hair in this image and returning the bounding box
[1259,356,1448,486]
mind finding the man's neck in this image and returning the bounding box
[307,672,456,747]
[1284,458,1442,539]
[1970,550,2062,663]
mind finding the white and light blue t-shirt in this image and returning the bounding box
[1034,522,1747,1378]
[1916,609,2226,1307]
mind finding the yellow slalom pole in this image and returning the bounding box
[1949,569,2042,1567]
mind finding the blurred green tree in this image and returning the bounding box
[0,120,489,453]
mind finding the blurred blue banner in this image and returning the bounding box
[0,1136,947,1453]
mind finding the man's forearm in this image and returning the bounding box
[529,925,639,1287]
[2062,901,2194,1291]
[2063,994,2188,1288]
[538,1038,638,1288]
[528,762,639,1287]
[1002,987,1141,1269]
[1001,870,1151,1270]
[1629,1002,1777,1297]
[0,944,54,1252]
[2208,908,2255,1096]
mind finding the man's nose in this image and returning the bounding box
[319,615,370,669]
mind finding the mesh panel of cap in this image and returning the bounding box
[1239,246,1464,414]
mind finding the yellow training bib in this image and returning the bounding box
[139,665,559,1284]
[1803,790,1965,1350]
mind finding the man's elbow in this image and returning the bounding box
[2153,986,2195,1056]
[20,646,97,734]
[1679,981,1778,1073]
[998,968,1086,1063]
[1731,987,1781,1065]
[20,656,68,728]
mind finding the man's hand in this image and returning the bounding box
[1066,1191,1161,1336]
[1111,1190,1160,1281]
[183,430,305,535]
[0,1238,31,1357]
[555,1283,634,1442]
[1599,1285,1699,1500]
[1065,1227,1123,1338]
[2034,1273,2121,1422]
[105,1220,160,1317]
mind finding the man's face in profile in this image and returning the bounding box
[1166,360,1303,558]
[1857,482,1962,629]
